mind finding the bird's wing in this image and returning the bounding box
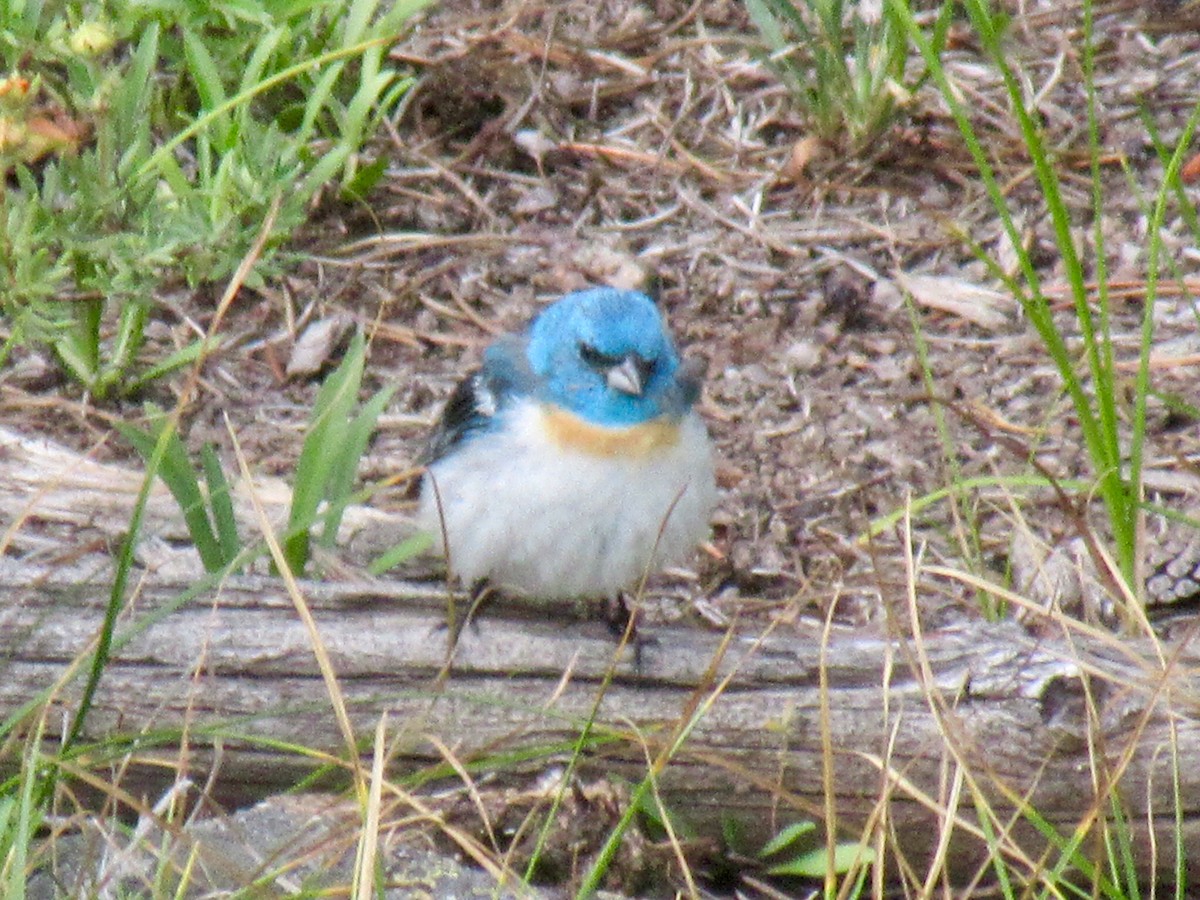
[420,336,533,464]
[420,369,493,463]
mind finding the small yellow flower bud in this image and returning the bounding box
[68,22,115,57]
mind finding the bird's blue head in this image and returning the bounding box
[521,287,701,427]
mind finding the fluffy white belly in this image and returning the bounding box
[419,400,716,599]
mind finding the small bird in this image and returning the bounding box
[418,287,717,629]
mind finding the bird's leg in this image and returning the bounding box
[447,578,494,639]
[436,578,496,684]
[604,591,639,639]
[438,578,495,681]
[464,577,496,628]
[604,592,658,672]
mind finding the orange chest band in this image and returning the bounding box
[540,406,680,458]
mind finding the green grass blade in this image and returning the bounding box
[236,24,288,137]
[1133,100,1200,541]
[341,0,383,45]
[743,0,792,53]
[1,718,47,900]
[52,301,102,391]
[1081,0,1118,471]
[368,532,433,576]
[765,841,874,878]
[318,383,395,549]
[1103,792,1139,899]
[181,26,233,150]
[888,0,1138,577]
[102,299,149,394]
[64,406,180,749]
[201,442,241,566]
[111,22,159,161]
[126,337,218,394]
[115,415,224,571]
[285,330,367,572]
[757,820,818,857]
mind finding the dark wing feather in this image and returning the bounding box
[420,334,536,466]
[419,369,496,465]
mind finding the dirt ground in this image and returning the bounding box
[8,0,1200,692]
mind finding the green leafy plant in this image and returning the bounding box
[284,330,395,576]
[756,819,873,880]
[116,331,394,577]
[116,406,242,574]
[0,0,426,398]
[743,0,953,154]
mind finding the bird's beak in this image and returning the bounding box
[606,356,644,396]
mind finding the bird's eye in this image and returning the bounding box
[578,342,623,370]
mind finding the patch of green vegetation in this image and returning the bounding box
[120,329,399,576]
[756,819,873,882]
[117,405,243,573]
[743,0,953,155]
[283,330,396,576]
[0,0,425,398]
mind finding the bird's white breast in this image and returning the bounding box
[419,399,716,600]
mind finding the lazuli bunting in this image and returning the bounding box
[418,287,716,619]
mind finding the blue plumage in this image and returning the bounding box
[525,288,694,426]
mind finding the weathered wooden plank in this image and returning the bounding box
[4,425,1200,880]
